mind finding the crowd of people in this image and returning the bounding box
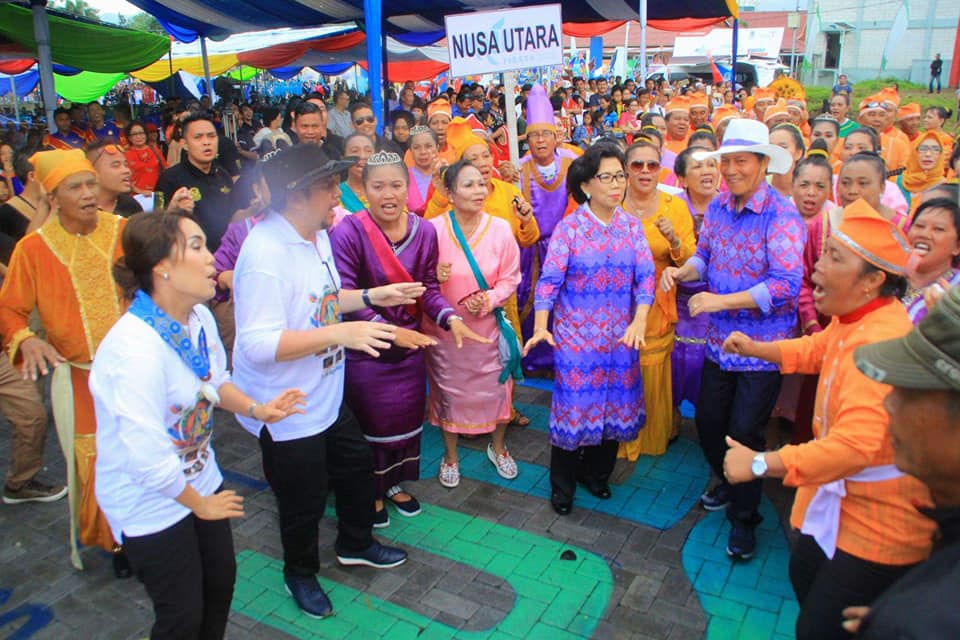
[0,67,958,640]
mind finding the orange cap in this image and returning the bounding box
[762,99,791,123]
[898,102,921,119]
[878,86,901,108]
[29,149,96,193]
[427,98,451,122]
[754,87,776,104]
[744,95,756,113]
[688,92,709,110]
[786,99,805,113]
[665,96,690,115]
[859,94,886,114]
[712,104,740,124]
[832,198,910,274]
[445,117,487,160]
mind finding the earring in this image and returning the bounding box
[585,192,591,200]
[162,272,170,280]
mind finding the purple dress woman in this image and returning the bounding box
[671,193,710,409]
[331,212,455,494]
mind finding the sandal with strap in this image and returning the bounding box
[385,485,422,517]
[487,444,519,479]
[438,461,460,488]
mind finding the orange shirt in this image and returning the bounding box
[665,135,689,156]
[776,299,935,566]
[881,128,911,175]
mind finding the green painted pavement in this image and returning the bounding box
[232,502,614,639]
[682,496,798,640]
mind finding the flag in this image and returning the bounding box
[589,36,604,78]
[882,1,909,71]
[802,2,822,71]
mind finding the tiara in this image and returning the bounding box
[409,125,431,136]
[366,150,403,166]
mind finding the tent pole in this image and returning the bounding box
[381,27,390,130]
[638,0,647,81]
[30,0,56,127]
[167,46,175,101]
[364,0,384,136]
[10,77,19,122]
[730,18,738,89]
[503,70,519,168]
[200,36,213,103]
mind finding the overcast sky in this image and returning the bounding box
[87,0,809,19]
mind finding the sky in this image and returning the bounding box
[86,0,809,19]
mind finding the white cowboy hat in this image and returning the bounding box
[692,119,793,175]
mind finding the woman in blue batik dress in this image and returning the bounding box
[523,144,654,516]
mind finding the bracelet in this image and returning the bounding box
[247,402,259,419]
[361,289,372,308]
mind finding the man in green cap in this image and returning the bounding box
[844,286,960,637]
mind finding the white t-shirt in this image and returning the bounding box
[91,304,228,541]
[232,213,345,441]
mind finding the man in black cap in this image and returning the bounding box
[231,144,428,619]
[844,286,960,638]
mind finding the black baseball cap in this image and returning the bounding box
[261,144,355,194]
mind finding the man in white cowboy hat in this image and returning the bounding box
[661,119,805,560]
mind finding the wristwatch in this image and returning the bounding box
[447,314,464,327]
[751,453,769,478]
[361,289,372,308]
[247,402,260,419]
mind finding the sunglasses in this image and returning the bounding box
[629,160,661,172]
[91,144,124,165]
[354,115,376,125]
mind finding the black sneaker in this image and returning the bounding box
[284,575,333,619]
[373,507,390,529]
[2,479,67,505]
[336,541,407,569]
[726,525,756,560]
[385,486,421,517]
[700,484,731,511]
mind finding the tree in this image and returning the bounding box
[127,12,167,36]
[55,0,100,19]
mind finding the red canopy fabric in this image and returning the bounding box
[236,30,367,68]
[0,59,36,75]
[561,17,726,38]
[358,60,450,83]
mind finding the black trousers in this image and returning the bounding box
[549,439,618,503]
[789,533,917,640]
[696,358,781,528]
[258,402,375,577]
[123,510,236,640]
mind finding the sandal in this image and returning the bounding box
[439,461,460,488]
[509,409,531,428]
[487,444,519,479]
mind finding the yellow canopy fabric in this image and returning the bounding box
[132,53,238,82]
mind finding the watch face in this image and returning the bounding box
[751,456,767,476]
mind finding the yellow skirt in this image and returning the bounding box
[619,330,675,460]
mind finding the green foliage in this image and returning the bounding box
[55,0,99,19]
[126,12,167,36]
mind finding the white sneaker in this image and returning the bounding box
[487,444,518,479]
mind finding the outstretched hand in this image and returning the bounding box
[522,328,555,356]
[255,388,307,424]
[450,318,491,348]
[370,282,426,307]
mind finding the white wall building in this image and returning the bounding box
[803,0,956,86]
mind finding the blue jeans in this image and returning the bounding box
[695,358,781,528]
[930,73,941,92]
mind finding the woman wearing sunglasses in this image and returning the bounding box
[617,140,696,459]
[523,143,653,514]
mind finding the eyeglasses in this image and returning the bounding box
[917,145,942,154]
[629,160,661,172]
[593,172,627,184]
[354,115,376,125]
[129,130,147,136]
[527,130,555,140]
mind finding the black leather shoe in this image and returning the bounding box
[336,541,407,569]
[579,477,612,500]
[550,492,572,516]
[112,548,133,579]
[284,575,333,618]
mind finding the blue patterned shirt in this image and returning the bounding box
[687,182,805,371]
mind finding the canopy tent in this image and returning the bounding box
[0,66,126,103]
[0,2,170,124]
[125,0,739,130]
[0,4,169,72]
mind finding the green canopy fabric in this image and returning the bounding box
[0,4,170,73]
[227,67,258,82]
[54,70,127,103]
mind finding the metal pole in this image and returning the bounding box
[364,0,384,136]
[381,27,390,130]
[30,0,56,127]
[639,0,647,82]
[503,70,520,168]
[623,22,630,81]
[167,46,175,101]
[730,19,739,89]
[10,77,19,121]
[790,2,799,77]
[200,36,213,103]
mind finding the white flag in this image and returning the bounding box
[881,1,909,71]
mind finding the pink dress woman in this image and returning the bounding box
[424,212,521,434]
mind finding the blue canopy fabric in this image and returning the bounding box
[125,0,737,41]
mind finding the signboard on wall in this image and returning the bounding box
[444,4,563,78]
